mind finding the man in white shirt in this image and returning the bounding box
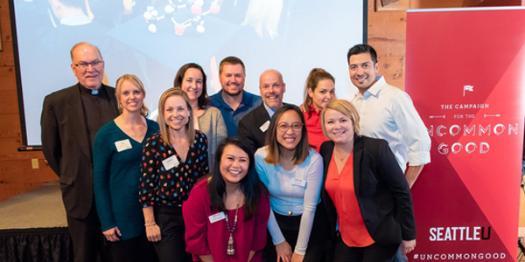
[348,43,431,187]
[348,43,430,261]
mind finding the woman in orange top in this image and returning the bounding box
[319,100,416,262]
[300,68,336,151]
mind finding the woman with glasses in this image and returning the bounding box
[255,104,327,262]
[93,74,158,261]
[139,89,209,262]
[320,100,415,261]
[173,63,227,168]
[300,68,336,152]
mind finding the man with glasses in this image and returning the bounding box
[238,69,286,153]
[41,42,118,262]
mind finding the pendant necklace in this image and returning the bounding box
[225,204,239,256]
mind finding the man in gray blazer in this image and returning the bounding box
[41,42,118,262]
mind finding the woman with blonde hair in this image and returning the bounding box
[93,74,158,261]
[319,99,416,261]
[300,68,336,151]
[139,88,209,262]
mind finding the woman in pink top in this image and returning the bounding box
[183,138,270,262]
[300,68,336,151]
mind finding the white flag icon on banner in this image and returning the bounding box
[463,85,474,96]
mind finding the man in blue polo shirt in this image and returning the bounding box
[209,56,261,136]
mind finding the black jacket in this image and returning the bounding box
[41,83,118,219]
[319,136,416,245]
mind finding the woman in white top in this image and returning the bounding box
[174,63,227,168]
[255,104,329,262]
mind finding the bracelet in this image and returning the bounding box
[145,223,157,227]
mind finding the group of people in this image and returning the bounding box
[41,41,431,262]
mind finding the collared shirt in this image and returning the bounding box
[263,103,276,118]
[351,77,431,171]
[209,90,262,136]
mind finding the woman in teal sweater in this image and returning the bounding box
[93,74,159,262]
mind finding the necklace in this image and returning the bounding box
[224,205,239,256]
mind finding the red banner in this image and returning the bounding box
[405,7,525,261]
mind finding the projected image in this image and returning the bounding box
[13,0,364,145]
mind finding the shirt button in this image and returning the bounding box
[288,211,293,216]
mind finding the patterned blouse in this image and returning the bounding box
[139,130,209,208]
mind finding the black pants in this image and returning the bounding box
[107,234,157,262]
[66,205,108,262]
[333,236,399,262]
[264,205,331,262]
[153,206,191,262]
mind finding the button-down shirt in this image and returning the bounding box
[209,90,261,136]
[351,77,431,171]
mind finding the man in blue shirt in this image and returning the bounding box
[209,56,261,136]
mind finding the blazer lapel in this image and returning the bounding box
[353,136,364,196]
[68,85,91,160]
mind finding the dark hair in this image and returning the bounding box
[264,104,309,165]
[207,137,262,219]
[219,56,246,75]
[346,44,378,64]
[301,68,335,112]
[173,63,208,109]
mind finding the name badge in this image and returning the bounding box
[114,139,132,152]
[259,120,270,132]
[292,178,306,187]
[208,212,226,223]
[162,155,180,170]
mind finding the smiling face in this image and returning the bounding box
[259,70,286,110]
[181,68,204,104]
[308,78,335,110]
[163,95,191,131]
[220,144,250,185]
[276,110,303,151]
[117,79,144,113]
[71,44,104,89]
[323,108,355,145]
[220,63,245,97]
[348,52,380,93]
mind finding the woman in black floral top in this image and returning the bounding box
[139,88,209,262]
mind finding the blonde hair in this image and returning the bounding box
[157,88,195,144]
[115,74,149,116]
[321,99,360,137]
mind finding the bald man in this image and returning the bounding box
[41,42,118,262]
[238,69,286,153]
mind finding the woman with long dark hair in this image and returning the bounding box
[255,104,327,262]
[174,63,227,168]
[183,138,270,261]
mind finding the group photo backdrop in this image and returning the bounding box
[11,0,365,146]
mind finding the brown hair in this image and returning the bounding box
[264,104,309,165]
[157,88,195,144]
[301,68,335,112]
[219,56,245,75]
[321,99,360,136]
[115,74,149,116]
